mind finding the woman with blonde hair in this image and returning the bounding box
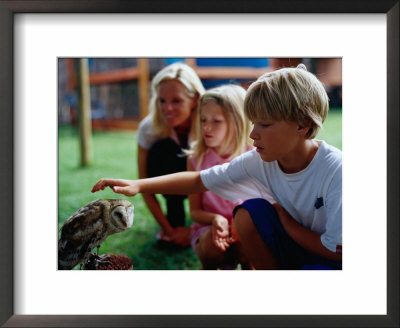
[137,62,205,246]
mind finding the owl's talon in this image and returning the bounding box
[95,255,112,269]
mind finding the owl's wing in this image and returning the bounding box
[58,231,101,270]
[58,207,107,270]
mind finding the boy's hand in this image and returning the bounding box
[211,215,230,251]
[91,179,139,196]
[272,202,292,229]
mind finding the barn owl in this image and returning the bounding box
[58,199,134,270]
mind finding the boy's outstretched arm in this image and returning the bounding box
[273,203,342,262]
[91,172,207,197]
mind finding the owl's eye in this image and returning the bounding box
[114,211,123,220]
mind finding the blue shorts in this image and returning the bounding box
[233,198,342,270]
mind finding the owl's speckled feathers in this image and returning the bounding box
[58,199,134,270]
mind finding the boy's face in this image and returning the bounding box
[250,119,306,164]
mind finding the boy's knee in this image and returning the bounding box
[233,198,278,239]
[234,207,256,237]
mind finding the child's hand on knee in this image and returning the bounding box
[272,202,293,229]
[211,215,230,251]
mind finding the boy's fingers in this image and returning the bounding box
[113,186,136,196]
[91,179,127,193]
[272,202,286,214]
[113,186,128,195]
[92,181,105,192]
[102,179,126,187]
[91,184,102,192]
[272,202,281,211]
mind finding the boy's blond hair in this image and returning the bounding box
[150,62,205,138]
[188,84,252,169]
[245,64,329,139]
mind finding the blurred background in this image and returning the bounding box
[58,58,342,270]
[58,57,342,129]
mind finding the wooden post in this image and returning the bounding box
[76,58,93,166]
[138,58,149,120]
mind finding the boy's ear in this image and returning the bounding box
[297,120,311,137]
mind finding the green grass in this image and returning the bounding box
[58,126,201,270]
[316,108,342,149]
[58,109,341,270]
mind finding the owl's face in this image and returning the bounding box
[58,199,134,270]
[107,199,134,234]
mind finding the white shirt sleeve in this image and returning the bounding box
[320,165,342,253]
[137,115,158,150]
[200,149,274,203]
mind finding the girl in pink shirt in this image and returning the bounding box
[186,85,253,269]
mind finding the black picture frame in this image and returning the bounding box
[0,1,398,327]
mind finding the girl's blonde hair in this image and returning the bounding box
[245,64,329,139]
[150,62,205,138]
[188,84,252,169]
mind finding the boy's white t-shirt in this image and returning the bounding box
[200,141,342,253]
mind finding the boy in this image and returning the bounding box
[92,64,342,270]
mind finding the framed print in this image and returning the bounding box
[1,1,398,327]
